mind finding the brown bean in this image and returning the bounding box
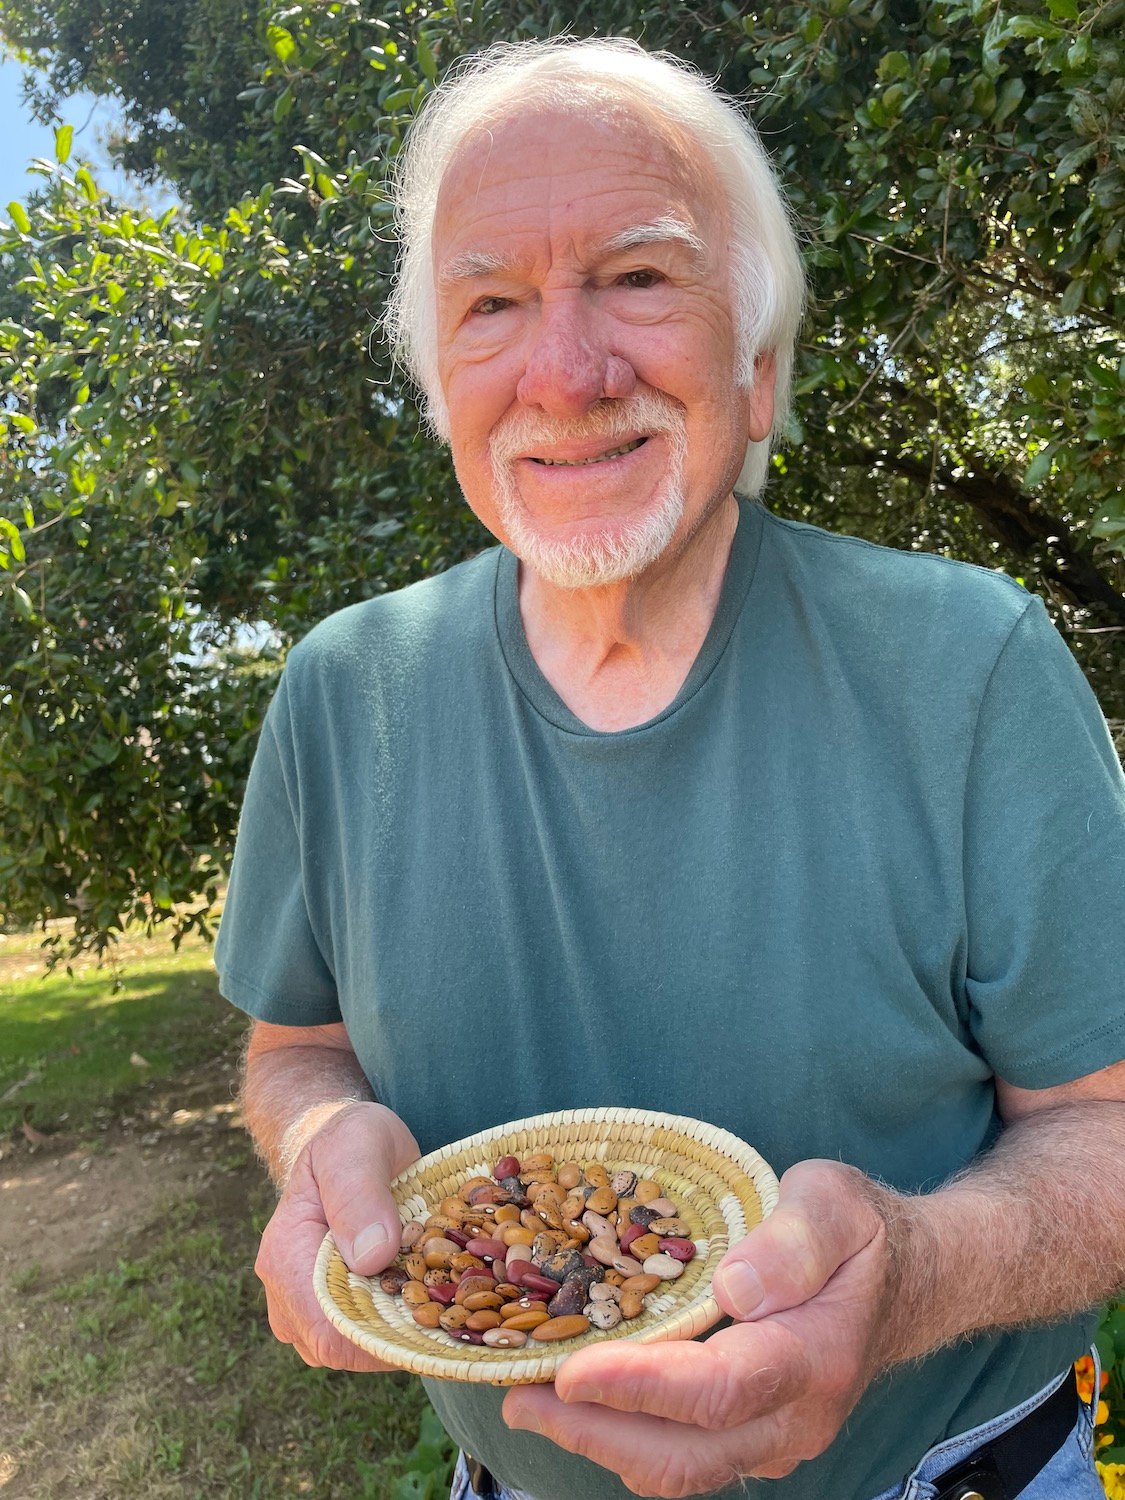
[584,1164,610,1189]
[379,1267,411,1295]
[630,1233,660,1260]
[502,1225,536,1246]
[457,1176,495,1203]
[450,1252,487,1276]
[439,1306,470,1332]
[462,1290,504,1312]
[423,1238,462,1269]
[503,1308,550,1331]
[557,1163,582,1190]
[494,1204,522,1225]
[466,1309,503,1331]
[423,1268,453,1287]
[404,1253,428,1282]
[619,1290,646,1319]
[532,1314,591,1342]
[585,1186,618,1215]
[619,1273,662,1296]
[400,1220,426,1250]
[522,1152,555,1172]
[501,1298,547,1319]
[635,1180,661,1203]
[411,1302,442,1328]
[402,1282,431,1308]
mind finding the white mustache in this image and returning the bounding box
[489,392,687,468]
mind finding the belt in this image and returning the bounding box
[463,1371,1079,1499]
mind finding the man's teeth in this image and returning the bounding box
[535,438,645,466]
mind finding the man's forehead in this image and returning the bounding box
[431,102,721,269]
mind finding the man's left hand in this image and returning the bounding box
[502,1161,896,1498]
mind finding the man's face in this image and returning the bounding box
[432,104,775,588]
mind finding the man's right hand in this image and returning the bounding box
[254,1099,420,1371]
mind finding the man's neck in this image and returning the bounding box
[516,495,740,732]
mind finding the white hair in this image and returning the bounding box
[383,37,806,498]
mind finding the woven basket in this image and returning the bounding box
[313,1106,779,1385]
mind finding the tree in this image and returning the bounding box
[1,0,1122,957]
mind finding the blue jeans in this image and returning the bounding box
[450,1349,1104,1500]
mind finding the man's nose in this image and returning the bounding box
[515,297,636,416]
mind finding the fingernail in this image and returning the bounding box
[722,1262,764,1318]
[352,1223,389,1262]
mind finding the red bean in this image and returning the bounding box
[427,1281,458,1304]
[494,1155,521,1180]
[469,1237,507,1264]
[619,1223,647,1253]
[658,1237,697,1262]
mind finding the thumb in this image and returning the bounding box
[305,1106,417,1277]
[712,1159,884,1321]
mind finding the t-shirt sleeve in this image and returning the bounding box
[963,594,1125,1088]
[214,671,342,1026]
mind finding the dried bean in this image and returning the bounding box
[643,1253,685,1280]
[646,1198,679,1217]
[532,1315,590,1342]
[658,1237,697,1262]
[412,1302,442,1328]
[483,1326,528,1348]
[587,1301,623,1330]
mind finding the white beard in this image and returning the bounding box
[487,393,688,589]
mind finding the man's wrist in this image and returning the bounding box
[276,1095,371,1189]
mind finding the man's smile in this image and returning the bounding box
[527,436,649,467]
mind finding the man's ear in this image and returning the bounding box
[744,351,777,443]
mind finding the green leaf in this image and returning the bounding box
[877,51,911,82]
[7,200,31,234]
[416,30,438,85]
[76,167,98,202]
[10,584,34,619]
[273,86,295,124]
[1058,278,1086,315]
[267,24,296,64]
[1055,141,1096,180]
[55,124,73,163]
[1046,0,1079,17]
[1023,448,1052,488]
[993,77,1025,125]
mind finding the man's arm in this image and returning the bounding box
[241,1019,421,1371]
[502,1061,1125,1496]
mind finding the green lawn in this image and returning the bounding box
[0,928,456,1500]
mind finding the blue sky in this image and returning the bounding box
[0,45,169,210]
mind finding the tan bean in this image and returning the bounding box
[557,1163,582,1190]
[439,1305,470,1332]
[494,1204,522,1225]
[528,1181,566,1206]
[532,1314,591,1342]
[648,1217,691,1238]
[646,1198,679,1218]
[585,1186,618,1215]
[584,1164,610,1189]
[601,1269,626,1288]
[522,1152,555,1172]
[630,1233,660,1260]
[503,1308,550,1331]
[619,1273,661,1296]
[404,1253,428,1282]
[494,1281,521,1300]
[411,1302,443,1328]
[450,1252,487,1275]
[635,1180,661,1203]
[482,1326,528,1348]
[619,1290,646,1319]
[502,1225,536,1246]
[560,1193,587,1222]
[466,1310,503,1331]
[423,1238,462,1269]
[423,1268,453,1288]
[454,1275,495,1305]
[462,1290,503,1312]
[401,1282,431,1308]
[440,1196,473,1221]
[501,1298,547,1319]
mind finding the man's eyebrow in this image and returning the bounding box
[437,249,517,286]
[597,216,708,263]
[438,217,709,288]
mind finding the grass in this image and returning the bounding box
[0,927,245,1138]
[0,927,456,1500]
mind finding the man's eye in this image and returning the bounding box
[472,296,511,315]
[619,269,662,289]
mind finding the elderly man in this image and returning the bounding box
[214,37,1125,1500]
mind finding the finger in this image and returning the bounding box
[553,1320,808,1430]
[712,1159,884,1321]
[503,1385,784,1497]
[303,1131,405,1278]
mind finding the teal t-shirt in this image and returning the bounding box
[215,499,1125,1500]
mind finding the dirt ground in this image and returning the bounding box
[0,1053,256,1288]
